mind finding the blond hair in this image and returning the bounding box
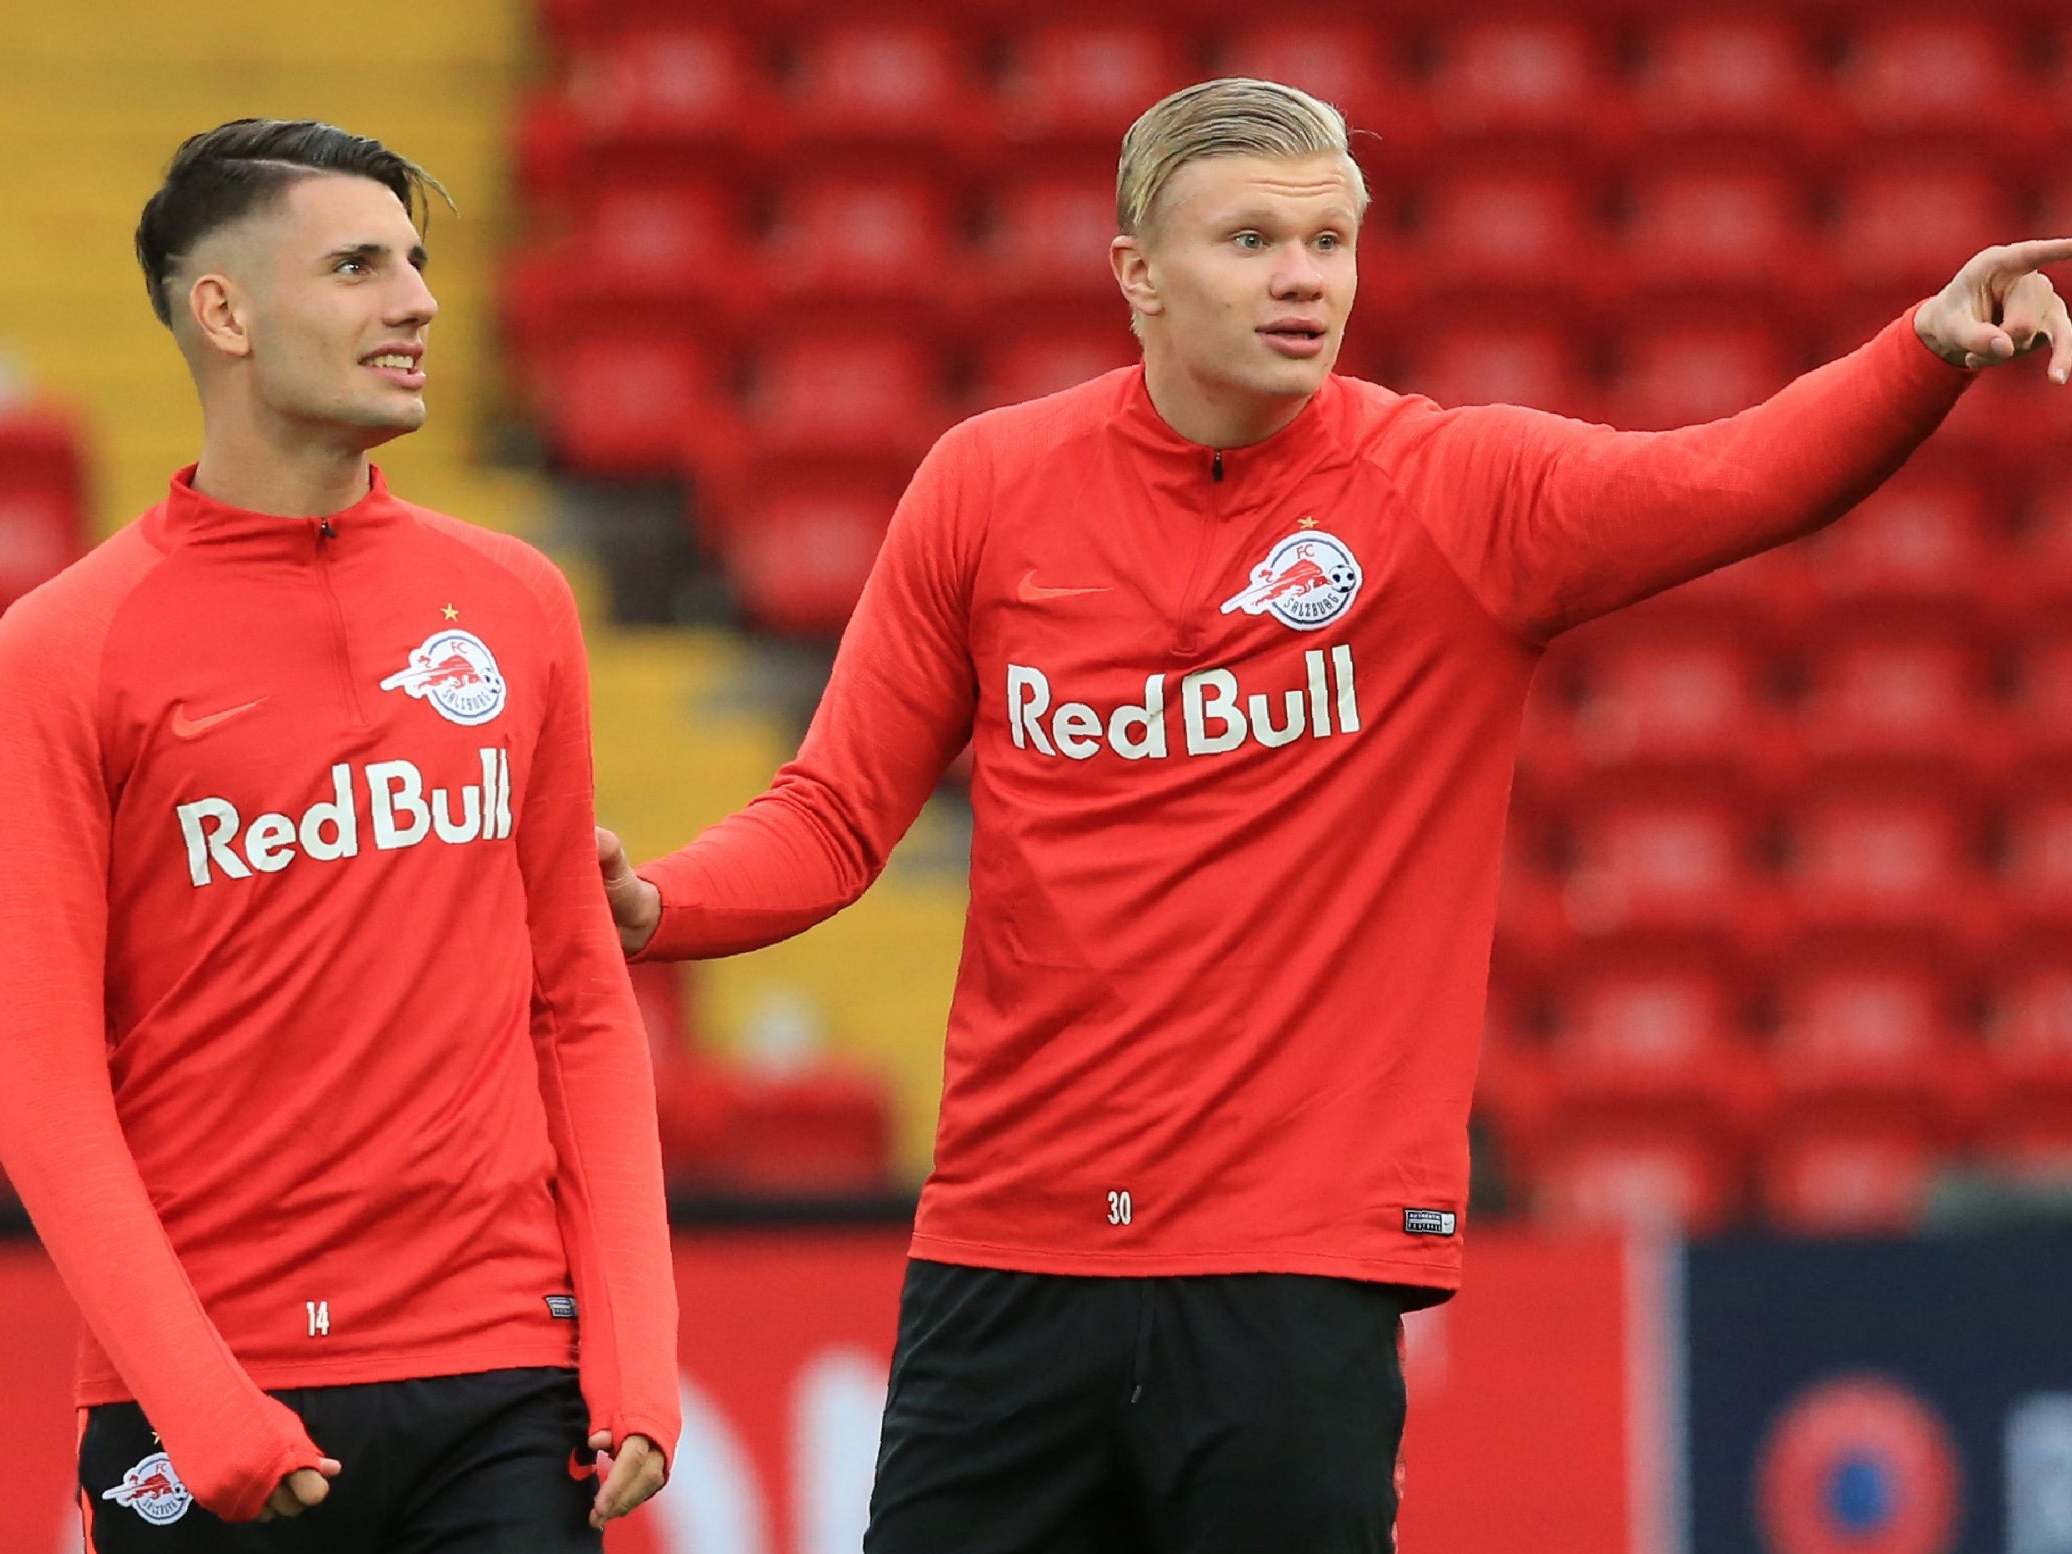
[1115,77,1369,239]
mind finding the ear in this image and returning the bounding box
[187,273,254,360]
[1110,235,1164,324]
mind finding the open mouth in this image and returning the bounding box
[361,350,427,389]
[1260,325,1328,357]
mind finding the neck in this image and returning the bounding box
[1141,348,1314,450]
[191,404,376,517]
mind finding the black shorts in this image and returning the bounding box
[866,1260,1412,1554]
[78,1366,600,1553]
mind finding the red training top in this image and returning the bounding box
[0,468,680,1522]
[638,311,1969,1292]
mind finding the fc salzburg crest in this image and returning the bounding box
[379,629,508,726]
[102,1451,194,1525]
[1220,528,1363,631]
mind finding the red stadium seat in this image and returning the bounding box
[2008,629,2072,763]
[1533,1121,1740,1233]
[2006,471,2072,617]
[765,176,966,317]
[726,1069,896,1192]
[1615,163,1823,311]
[1827,162,2021,294]
[1630,15,1835,154]
[548,180,766,325]
[1214,21,1404,154]
[1601,322,1798,431]
[539,334,737,479]
[1646,542,1820,639]
[1391,321,1596,421]
[743,330,955,466]
[1402,160,1609,307]
[997,24,1193,151]
[1792,618,2003,778]
[1493,796,1568,974]
[1542,952,1765,1130]
[1560,785,1769,944]
[563,26,776,153]
[1777,777,1991,945]
[982,172,1130,308]
[1421,18,1627,154]
[1758,1110,1937,1234]
[971,321,1138,412]
[1769,952,1978,1130]
[719,463,906,636]
[0,405,86,611]
[781,22,990,160]
[1833,17,2044,150]
[1999,779,2072,937]
[1797,457,2007,613]
[650,1053,746,1185]
[1563,618,1786,785]
[1984,952,2072,1100]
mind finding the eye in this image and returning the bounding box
[1234,232,1266,251]
[1315,232,1344,252]
[336,258,370,276]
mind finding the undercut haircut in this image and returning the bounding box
[1115,77,1370,241]
[135,117,450,328]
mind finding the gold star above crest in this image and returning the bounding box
[441,603,459,621]
[1297,516,1319,529]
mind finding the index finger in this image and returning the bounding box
[1978,237,2072,276]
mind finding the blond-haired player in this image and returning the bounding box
[602,79,2069,1551]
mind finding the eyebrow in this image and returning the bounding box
[1220,206,1356,230]
[323,240,429,270]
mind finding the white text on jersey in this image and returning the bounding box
[176,750,512,887]
[1007,646,1359,760]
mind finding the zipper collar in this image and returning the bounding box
[144,464,406,559]
[1113,365,1345,508]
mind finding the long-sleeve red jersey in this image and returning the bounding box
[0,467,679,1522]
[638,311,1970,1294]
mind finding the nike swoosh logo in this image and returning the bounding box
[568,1449,599,1482]
[1017,569,1110,604]
[170,698,268,740]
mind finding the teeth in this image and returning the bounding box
[368,354,416,370]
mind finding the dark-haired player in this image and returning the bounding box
[598,76,2071,1554]
[0,118,678,1549]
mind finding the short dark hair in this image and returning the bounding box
[135,118,452,328]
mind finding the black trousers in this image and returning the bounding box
[866,1261,1412,1554]
[79,1366,601,1553]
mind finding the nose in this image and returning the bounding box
[1270,242,1326,302]
[388,265,439,328]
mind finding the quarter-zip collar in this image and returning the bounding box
[1112,364,1348,515]
[144,464,408,560]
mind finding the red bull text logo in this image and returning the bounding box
[1007,647,1359,760]
[381,629,507,726]
[1221,529,1363,631]
[102,1451,193,1525]
[175,751,512,887]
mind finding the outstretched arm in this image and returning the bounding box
[1394,240,2070,643]
[618,421,986,961]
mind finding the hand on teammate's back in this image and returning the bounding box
[584,1431,666,1528]
[596,826,662,957]
[257,1458,340,1522]
[1914,238,2072,379]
